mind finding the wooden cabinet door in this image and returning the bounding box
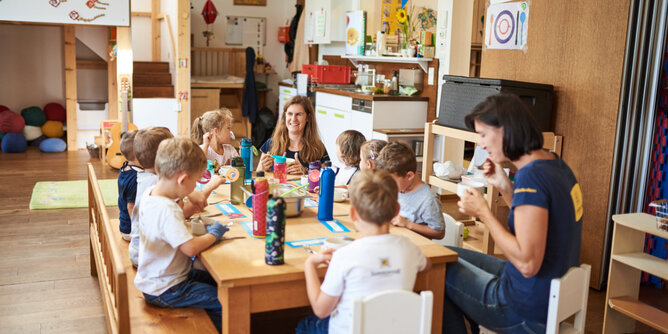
[191,88,220,125]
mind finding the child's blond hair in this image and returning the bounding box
[348,169,399,226]
[374,141,416,177]
[191,108,234,145]
[360,139,387,164]
[155,137,207,179]
[336,130,366,167]
[134,127,173,170]
[120,130,137,161]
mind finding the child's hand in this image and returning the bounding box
[391,215,410,228]
[307,248,334,265]
[209,174,225,188]
[259,153,273,171]
[206,222,229,241]
[203,132,213,147]
[287,153,306,174]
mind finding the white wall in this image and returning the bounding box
[190,0,296,114]
[0,24,65,113]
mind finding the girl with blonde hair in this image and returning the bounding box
[258,95,329,174]
[191,108,239,165]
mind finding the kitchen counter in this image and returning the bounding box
[312,87,429,102]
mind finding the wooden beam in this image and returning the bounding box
[76,59,107,70]
[151,0,161,61]
[131,11,151,17]
[107,58,118,121]
[64,25,78,151]
[176,0,191,136]
[165,15,176,67]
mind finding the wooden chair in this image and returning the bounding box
[88,163,130,334]
[480,264,591,334]
[546,264,591,333]
[352,290,433,334]
[433,213,464,248]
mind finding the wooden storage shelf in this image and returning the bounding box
[611,253,668,280]
[608,297,668,333]
[603,213,668,333]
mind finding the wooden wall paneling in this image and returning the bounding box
[479,0,631,288]
[64,25,78,151]
[176,0,191,136]
[322,56,440,121]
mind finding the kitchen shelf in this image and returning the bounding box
[608,297,668,333]
[603,213,668,333]
[341,55,434,73]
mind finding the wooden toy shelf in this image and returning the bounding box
[603,213,668,333]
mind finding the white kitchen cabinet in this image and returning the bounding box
[315,91,428,169]
[277,85,297,120]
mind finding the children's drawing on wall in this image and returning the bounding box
[484,1,529,51]
[0,0,128,25]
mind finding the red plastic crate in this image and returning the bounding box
[301,64,351,84]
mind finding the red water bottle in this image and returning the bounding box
[252,172,269,238]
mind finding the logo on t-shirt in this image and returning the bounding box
[514,188,537,194]
[371,258,400,276]
[380,258,390,267]
[570,183,583,221]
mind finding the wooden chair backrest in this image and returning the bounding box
[352,290,433,334]
[88,163,130,334]
[191,47,246,78]
[546,264,591,333]
[542,132,563,156]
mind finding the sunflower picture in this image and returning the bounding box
[347,27,360,46]
[396,9,407,23]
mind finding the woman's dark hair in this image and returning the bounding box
[464,93,543,161]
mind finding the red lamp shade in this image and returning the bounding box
[201,0,218,25]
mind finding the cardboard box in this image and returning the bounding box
[420,31,433,46]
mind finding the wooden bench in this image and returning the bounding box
[88,163,218,333]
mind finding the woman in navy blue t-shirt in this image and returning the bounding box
[443,93,583,333]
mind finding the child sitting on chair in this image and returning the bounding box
[117,130,142,241]
[334,130,365,186]
[128,126,224,267]
[191,108,239,166]
[358,139,387,171]
[134,137,228,333]
[297,169,430,334]
[375,142,445,240]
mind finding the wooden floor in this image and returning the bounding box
[0,147,664,333]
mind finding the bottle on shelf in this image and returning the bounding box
[389,71,399,95]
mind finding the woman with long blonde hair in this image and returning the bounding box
[258,95,329,174]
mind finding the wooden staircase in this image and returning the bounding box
[132,61,174,98]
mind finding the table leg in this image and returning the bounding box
[427,263,446,334]
[220,285,250,334]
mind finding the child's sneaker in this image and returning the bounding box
[121,232,131,241]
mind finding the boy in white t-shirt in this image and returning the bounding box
[134,137,229,332]
[297,169,431,334]
[128,127,224,267]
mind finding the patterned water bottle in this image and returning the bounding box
[271,155,287,183]
[308,161,321,193]
[265,196,286,265]
[240,138,253,182]
[252,171,269,238]
[317,161,334,221]
[230,157,245,205]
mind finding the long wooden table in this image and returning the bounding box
[197,179,457,334]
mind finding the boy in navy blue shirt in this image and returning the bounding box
[117,130,142,241]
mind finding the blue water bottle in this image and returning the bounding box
[240,138,253,182]
[317,161,335,221]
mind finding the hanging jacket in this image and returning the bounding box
[242,47,258,124]
[284,4,303,65]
